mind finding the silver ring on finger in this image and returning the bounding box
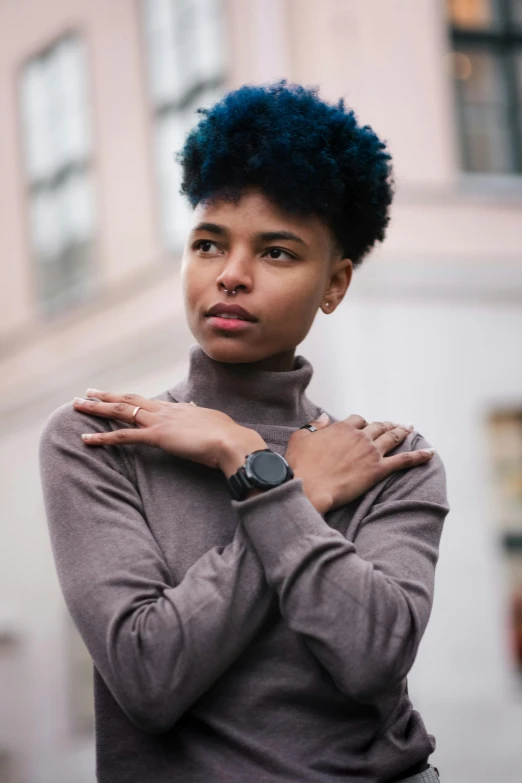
[131,406,142,426]
[299,423,317,433]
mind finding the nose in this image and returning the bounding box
[215,250,253,295]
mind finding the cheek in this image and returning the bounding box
[182,263,203,308]
[271,277,321,322]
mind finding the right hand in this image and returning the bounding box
[285,414,435,515]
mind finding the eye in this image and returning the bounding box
[193,239,221,254]
[264,247,296,261]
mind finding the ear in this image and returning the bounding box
[321,258,353,313]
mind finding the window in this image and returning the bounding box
[447,0,522,173]
[20,34,97,316]
[487,409,522,678]
[143,0,227,250]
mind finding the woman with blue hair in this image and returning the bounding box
[40,80,448,782]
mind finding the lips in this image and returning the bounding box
[205,303,257,321]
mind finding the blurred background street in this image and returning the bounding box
[1,1,522,781]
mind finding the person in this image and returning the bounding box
[39,80,449,783]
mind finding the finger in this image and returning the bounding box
[373,425,412,454]
[311,412,330,429]
[189,401,198,406]
[363,420,397,440]
[381,447,436,476]
[80,427,155,446]
[73,397,156,427]
[85,389,159,408]
[343,414,367,429]
[297,412,330,435]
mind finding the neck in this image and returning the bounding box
[168,343,320,430]
[223,347,296,372]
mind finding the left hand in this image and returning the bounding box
[72,390,266,473]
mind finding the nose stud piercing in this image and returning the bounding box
[223,287,237,295]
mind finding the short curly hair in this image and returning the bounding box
[176,80,394,267]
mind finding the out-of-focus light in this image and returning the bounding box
[446,51,473,80]
[448,0,493,29]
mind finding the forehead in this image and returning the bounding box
[190,188,333,252]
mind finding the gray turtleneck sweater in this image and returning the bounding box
[38,344,449,783]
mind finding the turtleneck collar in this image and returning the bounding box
[167,343,321,436]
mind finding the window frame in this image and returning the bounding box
[18,29,98,317]
[449,0,522,174]
[140,0,228,253]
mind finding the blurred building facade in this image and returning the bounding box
[0,1,521,781]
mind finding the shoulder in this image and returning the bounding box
[38,399,119,466]
[40,386,174,440]
[39,400,85,446]
[40,396,118,439]
[314,411,449,509]
[38,398,139,490]
[38,401,89,483]
[380,429,449,509]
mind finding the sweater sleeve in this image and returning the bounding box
[233,432,450,702]
[38,402,275,734]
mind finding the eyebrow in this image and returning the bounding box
[191,222,309,248]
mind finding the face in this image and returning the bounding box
[181,188,352,370]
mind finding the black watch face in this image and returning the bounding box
[249,451,288,485]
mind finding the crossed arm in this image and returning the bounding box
[39,402,449,734]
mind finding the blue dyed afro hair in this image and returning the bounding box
[176,80,394,266]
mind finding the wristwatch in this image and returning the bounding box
[227,448,294,500]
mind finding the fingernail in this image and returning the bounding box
[422,448,436,456]
[81,433,94,440]
[86,388,103,396]
[318,412,329,422]
[401,422,414,430]
[73,397,88,404]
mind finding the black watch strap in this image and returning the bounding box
[228,465,254,501]
[227,449,293,501]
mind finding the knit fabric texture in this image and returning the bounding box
[39,343,450,782]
